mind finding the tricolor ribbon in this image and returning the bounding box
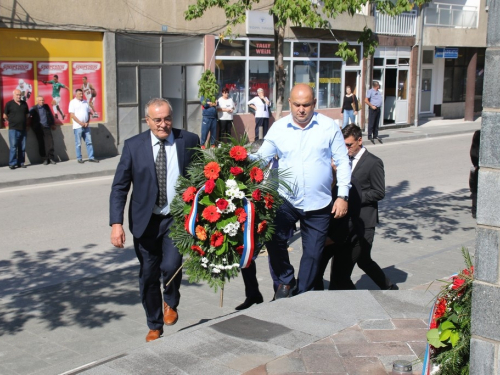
[239,197,255,269]
[185,186,205,236]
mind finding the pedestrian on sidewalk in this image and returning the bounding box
[251,84,351,299]
[110,98,200,342]
[3,89,29,169]
[364,81,383,144]
[29,96,57,165]
[200,95,218,146]
[316,124,397,290]
[69,89,99,163]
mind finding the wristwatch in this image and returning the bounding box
[337,196,348,202]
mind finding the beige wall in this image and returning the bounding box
[423,0,488,47]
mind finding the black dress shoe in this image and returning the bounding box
[235,295,264,311]
[370,138,376,144]
[9,165,17,170]
[376,137,383,144]
[387,284,399,290]
[274,284,292,300]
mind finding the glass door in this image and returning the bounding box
[420,69,432,113]
[395,69,409,124]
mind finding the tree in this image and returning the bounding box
[185,0,429,119]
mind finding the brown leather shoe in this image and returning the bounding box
[163,302,178,325]
[145,329,163,342]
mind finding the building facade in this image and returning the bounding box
[0,0,487,165]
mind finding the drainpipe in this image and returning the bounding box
[414,4,426,127]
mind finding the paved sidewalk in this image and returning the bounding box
[0,117,481,189]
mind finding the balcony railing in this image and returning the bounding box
[424,2,478,28]
[375,10,418,36]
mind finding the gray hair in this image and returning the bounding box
[145,98,173,117]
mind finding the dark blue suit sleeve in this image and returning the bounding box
[109,141,133,226]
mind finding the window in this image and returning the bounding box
[215,60,247,113]
[423,50,434,64]
[215,38,361,111]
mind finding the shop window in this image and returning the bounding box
[320,43,339,58]
[162,36,204,64]
[293,42,318,57]
[374,58,384,66]
[216,39,246,57]
[117,35,161,63]
[318,61,342,109]
[117,67,137,104]
[139,67,161,118]
[386,59,397,66]
[250,40,275,57]
[215,60,247,113]
[284,42,291,57]
[399,58,410,66]
[293,61,317,87]
[282,61,291,111]
[249,60,274,108]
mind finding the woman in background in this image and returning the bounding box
[341,86,358,129]
[247,88,271,140]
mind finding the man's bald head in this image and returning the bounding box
[288,84,316,127]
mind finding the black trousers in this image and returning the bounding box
[368,107,381,138]
[32,125,46,158]
[133,214,182,330]
[219,120,233,142]
[316,227,391,290]
[42,128,55,160]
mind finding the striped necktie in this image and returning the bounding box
[155,140,167,207]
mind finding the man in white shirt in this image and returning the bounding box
[69,89,98,163]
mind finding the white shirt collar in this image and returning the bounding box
[150,130,174,147]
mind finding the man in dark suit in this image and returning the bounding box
[316,124,397,290]
[110,98,199,342]
[29,96,56,165]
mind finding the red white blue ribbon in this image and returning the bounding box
[185,186,205,236]
[240,197,255,269]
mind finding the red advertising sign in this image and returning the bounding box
[72,61,103,122]
[37,61,71,125]
[0,61,35,128]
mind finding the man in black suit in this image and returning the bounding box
[29,96,56,165]
[110,98,199,342]
[316,124,397,290]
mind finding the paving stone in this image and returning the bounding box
[243,364,268,375]
[300,343,345,373]
[102,350,183,375]
[265,355,306,374]
[341,356,387,375]
[363,328,428,343]
[330,325,369,345]
[391,318,428,329]
[210,315,292,342]
[369,291,431,319]
[359,319,394,330]
[0,351,50,375]
[408,341,428,358]
[336,341,413,357]
[378,355,422,373]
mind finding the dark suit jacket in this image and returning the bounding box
[29,104,55,128]
[329,148,385,242]
[109,128,200,238]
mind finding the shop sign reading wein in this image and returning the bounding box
[250,41,275,56]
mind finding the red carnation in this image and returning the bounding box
[235,207,247,223]
[202,206,220,223]
[452,276,466,290]
[250,167,264,183]
[434,298,447,319]
[264,193,274,209]
[235,245,244,255]
[252,189,262,201]
[229,146,248,161]
[210,231,224,247]
[257,220,267,234]
[191,245,205,256]
[182,186,197,203]
[216,198,229,212]
[201,145,206,149]
[204,162,221,180]
[230,166,244,176]
[205,179,216,194]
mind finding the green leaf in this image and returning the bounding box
[448,313,459,324]
[183,205,193,215]
[439,329,452,341]
[450,331,460,347]
[216,241,227,256]
[427,329,447,348]
[215,178,226,197]
[199,195,214,206]
[440,320,456,332]
[237,182,247,190]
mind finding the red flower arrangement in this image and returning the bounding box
[204,162,221,180]
[182,187,197,203]
[169,136,287,292]
[229,146,247,161]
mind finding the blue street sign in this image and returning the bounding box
[435,47,459,59]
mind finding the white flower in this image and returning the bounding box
[233,263,240,268]
[225,179,238,188]
[222,258,227,263]
[201,263,207,268]
[212,268,221,274]
[235,191,245,199]
[226,201,237,213]
[202,257,208,263]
